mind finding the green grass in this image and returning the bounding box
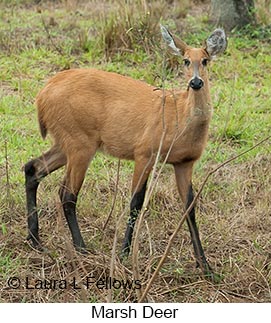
[0,0,271,303]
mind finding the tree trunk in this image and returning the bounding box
[210,0,255,31]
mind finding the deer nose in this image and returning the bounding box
[189,77,204,90]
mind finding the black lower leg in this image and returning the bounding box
[25,160,41,249]
[59,187,86,253]
[121,180,147,258]
[186,184,213,277]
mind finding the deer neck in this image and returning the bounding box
[187,81,212,122]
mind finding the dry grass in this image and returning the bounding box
[1,152,270,303]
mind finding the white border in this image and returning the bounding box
[1,303,271,323]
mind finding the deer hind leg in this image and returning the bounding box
[25,145,67,249]
[174,162,214,280]
[121,156,153,259]
[59,146,96,253]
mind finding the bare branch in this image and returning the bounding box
[103,159,121,231]
[41,15,64,56]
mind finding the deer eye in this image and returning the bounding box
[183,58,190,67]
[202,58,209,66]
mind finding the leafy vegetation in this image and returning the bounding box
[0,0,270,302]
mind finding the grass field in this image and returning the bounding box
[0,0,271,302]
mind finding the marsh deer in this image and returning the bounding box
[25,25,227,279]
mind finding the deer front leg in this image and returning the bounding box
[121,156,153,259]
[174,162,214,281]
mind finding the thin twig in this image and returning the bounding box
[132,129,167,300]
[106,159,121,303]
[138,135,271,302]
[212,73,237,158]
[131,128,183,299]
[103,159,121,230]
[41,15,64,56]
[131,49,169,300]
[4,140,10,203]
[144,220,153,257]
[106,157,155,303]
[131,48,170,299]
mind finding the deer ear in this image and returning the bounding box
[160,24,188,56]
[205,28,227,58]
